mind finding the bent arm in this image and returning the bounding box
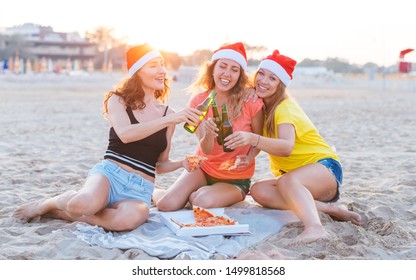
[108,95,201,143]
[255,123,295,157]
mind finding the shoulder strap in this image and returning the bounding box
[163,106,169,116]
[126,107,139,124]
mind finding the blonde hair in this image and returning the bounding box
[103,74,170,119]
[253,71,287,137]
[188,60,251,120]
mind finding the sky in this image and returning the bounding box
[1,0,416,66]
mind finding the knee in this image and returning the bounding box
[191,194,215,209]
[112,213,148,231]
[66,194,98,216]
[156,197,180,212]
[250,183,269,202]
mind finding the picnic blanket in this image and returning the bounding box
[73,200,299,259]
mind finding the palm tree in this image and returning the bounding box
[85,27,117,71]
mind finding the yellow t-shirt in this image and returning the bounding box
[266,98,339,176]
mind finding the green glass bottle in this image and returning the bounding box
[211,99,223,145]
[184,90,217,133]
[221,103,234,152]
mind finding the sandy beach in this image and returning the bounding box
[0,71,415,260]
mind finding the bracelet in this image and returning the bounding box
[253,135,260,148]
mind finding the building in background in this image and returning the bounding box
[0,23,97,73]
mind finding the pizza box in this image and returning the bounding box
[160,208,250,237]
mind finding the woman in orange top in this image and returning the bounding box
[155,42,263,211]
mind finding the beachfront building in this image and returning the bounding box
[0,23,97,73]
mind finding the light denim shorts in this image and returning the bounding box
[87,160,154,207]
[317,158,343,202]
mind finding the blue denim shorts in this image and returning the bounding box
[317,158,343,202]
[87,160,154,207]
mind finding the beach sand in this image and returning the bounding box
[0,71,415,260]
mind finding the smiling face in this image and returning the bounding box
[255,68,281,101]
[138,57,166,92]
[212,58,241,93]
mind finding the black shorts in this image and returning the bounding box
[202,171,251,196]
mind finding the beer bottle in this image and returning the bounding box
[184,90,217,133]
[211,99,223,145]
[221,104,234,152]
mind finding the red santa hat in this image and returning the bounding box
[211,42,247,70]
[126,43,162,76]
[258,50,297,87]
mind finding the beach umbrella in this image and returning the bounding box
[40,57,47,72]
[14,55,20,73]
[107,59,113,72]
[33,57,40,72]
[7,57,13,72]
[66,58,72,72]
[47,58,53,72]
[73,59,80,71]
[25,59,32,73]
[87,58,94,72]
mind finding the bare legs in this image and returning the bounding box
[154,169,245,211]
[250,163,361,243]
[13,174,149,231]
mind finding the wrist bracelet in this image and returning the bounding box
[253,135,260,148]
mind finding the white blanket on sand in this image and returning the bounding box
[73,201,299,260]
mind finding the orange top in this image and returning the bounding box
[190,91,263,179]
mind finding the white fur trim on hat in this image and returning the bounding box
[128,50,162,76]
[258,59,292,87]
[211,49,247,70]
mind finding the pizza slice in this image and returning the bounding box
[193,205,215,222]
[186,155,208,171]
[218,157,240,171]
[170,206,237,227]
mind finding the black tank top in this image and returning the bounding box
[104,106,169,178]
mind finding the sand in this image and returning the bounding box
[0,71,415,260]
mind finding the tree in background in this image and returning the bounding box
[85,26,128,71]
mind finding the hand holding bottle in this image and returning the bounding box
[171,107,203,126]
[223,131,256,151]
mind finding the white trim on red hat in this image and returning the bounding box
[258,59,292,87]
[128,50,162,76]
[211,49,247,70]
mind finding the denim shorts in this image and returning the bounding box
[317,158,343,202]
[87,160,154,207]
[202,171,251,197]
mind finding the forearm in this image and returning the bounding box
[199,134,215,154]
[117,115,175,143]
[155,159,184,174]
[254,135,293,157]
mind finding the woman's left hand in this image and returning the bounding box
[223,131,255,150]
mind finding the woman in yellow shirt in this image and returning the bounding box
[225,50,361,243]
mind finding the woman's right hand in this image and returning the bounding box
[201,118,218,138]
[172,107,202,125]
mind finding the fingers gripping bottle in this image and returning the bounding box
[184,90,217,133]
[221,103,234,152]
[211,99,223,145]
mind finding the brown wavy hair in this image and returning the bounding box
[253,71,287,137]
[188,60,252,120]
[103,74,170,119]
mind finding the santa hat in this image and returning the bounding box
[211,42,247,70]
[258,50,297,87]
[126,43,162,76]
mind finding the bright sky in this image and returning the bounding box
[1,0,415,66]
